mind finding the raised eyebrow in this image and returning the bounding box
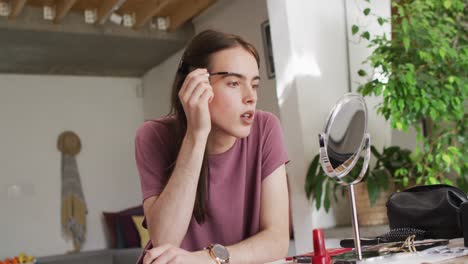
[214,73,261,82]
[220,73,245,79]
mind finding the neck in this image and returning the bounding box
[207,127,237,155]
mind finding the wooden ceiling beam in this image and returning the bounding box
[54,0,78,23]
[133,0,174,29]
[96,0,128,25]
[8,0,28,20]
[167,0,215,31]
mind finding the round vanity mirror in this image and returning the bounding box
[318,93,371,260]
[319,93,370,185]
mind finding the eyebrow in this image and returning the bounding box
[209,71,261,81]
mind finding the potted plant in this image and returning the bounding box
[304,145,411,215]
[353,0,467,189]
[305,0,467,224]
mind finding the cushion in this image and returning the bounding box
[103,205,144,248]
[132,216,150,248]
[118,213,142,248]
[103,212,124,248]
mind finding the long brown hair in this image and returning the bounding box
[168,30,260,224]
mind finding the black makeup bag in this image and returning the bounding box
[386,184,468,239]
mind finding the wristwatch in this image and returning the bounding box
[206,244,230,263]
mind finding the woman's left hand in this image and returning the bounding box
[143,244,215,264]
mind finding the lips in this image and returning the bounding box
[240,110,255,124]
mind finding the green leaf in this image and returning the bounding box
[439,48,446,59]
[416,177,423,185]
[314,179,323,210]
[305,155,320,198]
[361,31,370,40]
[442,154,452,166]
[397,5,405,16]
[366,178,379,207]
[443,0,452,9]
[427,177,440,185]
[443,178,453,185]
[374,169,389,191]
[378,17,385,26]
[444,84,454,91]
[352,25,359,35]
[398,99,404,110]
[363,8,371,16]
[402,18,408,33]
[396,121,403,130]
[358,69,367,76]
[403,37,410,52]
[324,181,331,212]
[414,101,421,111]
[447,147,459,155]
[430,109,438,120]
[402,177,409,187]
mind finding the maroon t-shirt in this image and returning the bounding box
[134,110,289,251]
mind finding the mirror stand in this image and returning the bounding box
[348,183,362,260]
[319,133,371,261]
[348,134,370,260]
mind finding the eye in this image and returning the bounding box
[227,81,240,88]
[252,83,260,89]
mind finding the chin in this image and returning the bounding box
[231,127,252,138]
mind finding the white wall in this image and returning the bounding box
[143,50,183,120]
[0,74,144,258]
[142,0,279,120]
[267,0,392,254]
[347,0,393,152]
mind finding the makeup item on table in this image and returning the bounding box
[288,229,333,263]
[293,256,312,263]
[362,236,449,254]
[312,229,331,264]
[286,248,353,261]
[339,227,427,248]
[331,238,450,264]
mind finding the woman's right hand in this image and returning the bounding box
[178,68,214,139]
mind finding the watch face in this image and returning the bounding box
[213,244,229,260]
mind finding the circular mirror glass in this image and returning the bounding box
[320,93,368,185]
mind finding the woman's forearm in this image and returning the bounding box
[145,132,207,246]
[227,228,289,264]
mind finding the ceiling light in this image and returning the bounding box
[122,13,135,27]
[156,16,170,31]
[0,1,11,16]
[84,9,97,24]
[109,13,122,25]
[43,5,55,20]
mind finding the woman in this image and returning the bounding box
[135,29,290,264]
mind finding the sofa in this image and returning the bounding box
[37,248,142,264]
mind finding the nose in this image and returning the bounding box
[243,85,257,105]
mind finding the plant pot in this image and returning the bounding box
[354,181,395,226]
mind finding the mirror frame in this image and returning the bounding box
[318,93,369,184]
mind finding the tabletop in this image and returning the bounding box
[266,238,468,264]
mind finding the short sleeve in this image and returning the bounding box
[135,120,173,202]
[261,112,289,180]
